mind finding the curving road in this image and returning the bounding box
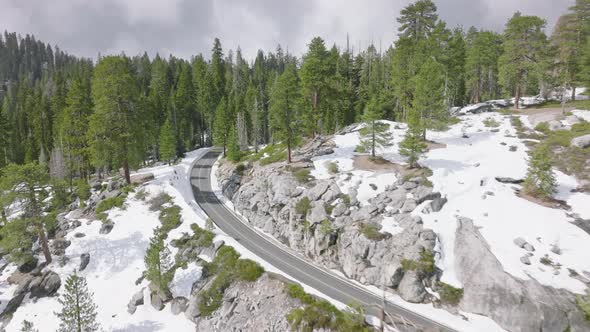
[190,149,455,332]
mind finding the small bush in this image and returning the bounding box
[51,180,71,210]
[540,255,553,266]
[319,219,333,235]
[235,259,264,281]
[437,282,464,305]
[524,145,556,200]
[338,194,351,206]
[44,211,59,238]
[534,122,550,134]
[354,145,366,153]
[483,117,500,128]
[286,284,315,305]
[326,162,339,174]
[160,205,182,234]
[95,195,126,215]
[323,203,334,216]
[236,163,246,176]
[121,184,137,194]
[360,223,385,241]
[295,197,312,216]
[576,295,590,321]
[401,250,435,275]
[75,179,91,202]
[135,188,148,201]
[292,168,312,184]
[149,192,173,211]
[511,116,524,130]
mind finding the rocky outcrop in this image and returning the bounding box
[79,253,90,271]
[127,289,145,314]
[455,217,590,332]
[194,274,301,331]
[216,145,442,303]
[572,134,590,149]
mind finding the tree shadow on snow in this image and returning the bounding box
[112,321,164,332]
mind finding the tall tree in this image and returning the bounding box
[159,113,176,165]
[358,97,393,158]
[399,111,427,169]
[0,163,52,263]
[145,229,175,293]
[397,0,439,41]
[55,274,101,332]
[413,58,447,135]
[499,12,547,109]
[270,64,301,163]
[465,29,503,103]
[88,56,142,184]
[300,37,328,136]
[213,98,230,155]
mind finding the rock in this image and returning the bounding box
[520,255,531,265]
[18,257,38,273]
[309,204,328,225]
[1,292,26,317]
[99,222,114,234]
[571,134,590,149]
[509,145,517,152]
[127,289,145,314]
[514,237,527,248]
[524,243,535,252]
[130,172,155,184]
[421,197,447,214]
[74,232,86,238]
[398,270,426,303]
[332,203,347,217]
[455,217,590,332]
[213,240,225,252]
[400,199,417,213]
[79,253,90,271]
[496,177,524,184]
[150,291,164,311]
[548,120,564,131]
[184,297,201,322]
[30,270,61,298]
[308,182,329,201]
[51,238,71,255]
[171,296,189,315]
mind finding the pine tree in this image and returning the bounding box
[524,145,556,199]
[88,56,141,184]
[213,98,230,155]
[0,104,11,168]
[159,114,176,165]
[397,0,439,41]
[226,124,240,162]
[358,97,393,158]
[300,37,328,136]
[413,58,447,135]
[144,229,174,293]
[0,163,52,263]
[465,29,503,103]
[269,64,301,163]
[20,320,38,332]
[55,274,100,332]
[399,111,427,169]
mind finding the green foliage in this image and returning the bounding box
[401,250,436,275]
[135,188,148,201]
[319,219,333,235]
[190,223,215,248]
[524,145,556,200]
[326,162,339,174]
[535,122,551,134]
[226,125,241,162]
[544,122,590,148]
[270,63,301,162]
[55,274,100,332]
[235,259,264,281]
[20,320,38,332]
[0,218,35,264]
[360,223,386,241]
[159,205,182,235]
[437,282,464,305]
[399,112,427,168]
[159,113,176,164]
[359,97,393,157]
[148,192,173,211]
[144,229,175,293]
[483,118,500,128]
[95,195,126,215]
[295,197,312,216]
[75,179,91,203]
[354,145,366,153]
[292,168,312,184]
[235,163,246,176]
[51,179,71,210]
[338,194,351,206]
[576,295,590,321]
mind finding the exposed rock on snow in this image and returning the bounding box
[455,217,590,332]
[194,274,301,332]
[130,172,155,184]
[571,134,590,149]
[170,296,188,315]
[99,221,114,234]
[29,270,61,298]
[127,289,145,314]
[495,177,524,184]
[79,253,90,271]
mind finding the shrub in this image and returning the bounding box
[483,118,500,128]
[75,179,91,202]
[577,295,590,321]
[437,282,464,305]
[326,161,339,174]
[360,223,386,241]
[295,197,312,216]
[323,203,334,216]
[319,219,333,235]
[292,168,312,184]
[235,163,246,176]
[51,180,71,210]
[148,192,173,211]
[235,259,264,281]
[95,195,126,215]
[286,284,315,304]
[338,194,351,206]
[534,122,550,134]
[511,116,524,131]
[44,211,59,238]
[135,188,148,201]
[540,255,553,266]
[524,145,556,200]
[354,145,366,153]
[401,250,435,275]
[159,205,182,234]
[121,184,137,194]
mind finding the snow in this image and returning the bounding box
[572,109,590,122]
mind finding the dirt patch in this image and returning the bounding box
[515,189,570,210]
[516,107,575,127]
[352,155,433,183]
[426,140,447,150]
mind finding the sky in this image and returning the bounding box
[0,0,574,61]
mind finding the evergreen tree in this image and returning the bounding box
[20,320,38,332]
[175,62,195,150]
[358,97,393,158]
[55,274,100,332]
[0,163,52,263]
[413,58,447,134]
[213,98,230,155]
[399,112,427,168]
[397,0,439,41]
[465,29,503,103]
[300,37,328,136]
[226,125,240,162]
[0,104,11,168]
[159,114,176,165]
[144,229,175,293]
[269,64,301,163]
[499,13,547,109]
[88,56,141,184]
[524,145,556,199]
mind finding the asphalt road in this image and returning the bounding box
[190,149,456,332]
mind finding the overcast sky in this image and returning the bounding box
[0,0,574,61]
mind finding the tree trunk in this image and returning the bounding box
[571,86,576,101]
[123,158,131,184]
[287,141,292,164]
[371,121,376,158]
[515,85,521,110]
[37,224,52,263]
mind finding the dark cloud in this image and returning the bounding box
[0,0,574,60]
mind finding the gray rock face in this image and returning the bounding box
[520,255,531,265]
[216,159,440,303]
[184,297,201,322]
[455,217,590,332]
[398,270,426,303]
[170,296,188,315]
[195,274,301,332]
[127,289,145,314]
[50,238,71,256]
[421,197,447,214]
[571,134,590,148]
[29,270,61,298]
[99,222,114,234]
[496,177,524,184]
[79,253,90,271]
[150,291,164,311]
